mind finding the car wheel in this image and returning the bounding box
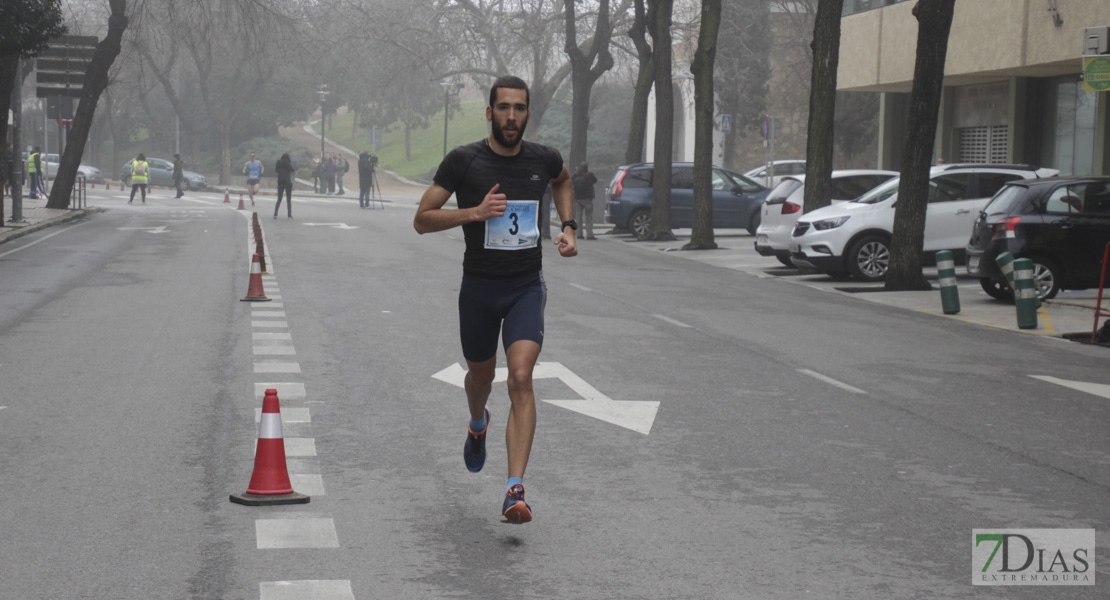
[846,235,890,282]
[776,255,794,267]
[629,210,652,240]
[1029,257,1062,300]
[979,278,1014,302]
[747,212,761,236]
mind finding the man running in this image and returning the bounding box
[242,152,263,206]
[414,75,578,524]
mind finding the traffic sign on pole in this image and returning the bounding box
[35,35,98,98]
[720,114,732,133]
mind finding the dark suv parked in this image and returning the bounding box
[966,176,1110,300]
[605,163,769,239]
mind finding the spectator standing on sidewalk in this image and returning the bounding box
[336,155,349,195]
[571,161,598,240]
[173,154,185,198]
[28,146,44,199]
[321,155,337,194]
[242,152,263,206]
[273,153,295,218]
[311,153,321,193]
[358,151,373,208]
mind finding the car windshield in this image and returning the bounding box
[853,177,900,204]
[983,185,1027,216]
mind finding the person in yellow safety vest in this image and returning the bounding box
[129,152,149,204]
[28,146,44,199]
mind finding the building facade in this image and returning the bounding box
[839,0,1110,175]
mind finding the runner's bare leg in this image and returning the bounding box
[504,340,540,479]
[465,356,496,424]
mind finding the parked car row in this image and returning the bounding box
[967,176,1110,299]
[755,169,898,266]
[120,157,207,191]
[605,160,1110,300]
[605,163,770,239]
[24,153,105,183]
[788,164,1058,281]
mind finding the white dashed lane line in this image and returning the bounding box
[653,314,692,328]
[260,580,354,600]
[797,369,869,395]
[255,518,339,549]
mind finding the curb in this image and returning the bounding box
[0,207,104,245]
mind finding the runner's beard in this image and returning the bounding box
[491,119,527,148]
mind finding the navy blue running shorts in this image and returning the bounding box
[458,270,547,363]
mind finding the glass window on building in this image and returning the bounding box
[1051,80,1097,176]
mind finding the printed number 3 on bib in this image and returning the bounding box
[485,200,540,250]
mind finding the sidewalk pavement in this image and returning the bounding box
[0,193,100,246]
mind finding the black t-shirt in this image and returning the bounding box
[434,139,564,278]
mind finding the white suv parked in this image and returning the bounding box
[754,169,897,266]
[789,164,1059,281]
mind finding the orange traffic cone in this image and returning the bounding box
[240,253,271,302]
[229,389,310,506]
[223,188,230,203]
[237,193,246,210]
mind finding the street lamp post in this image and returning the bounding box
[317,84,329,161]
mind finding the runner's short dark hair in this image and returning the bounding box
[489,76,529,108]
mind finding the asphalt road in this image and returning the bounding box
[0,188,1105,599]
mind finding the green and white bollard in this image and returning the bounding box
[936,250,960,314]
[1013,258,1038,329]
[996,251,1015,289]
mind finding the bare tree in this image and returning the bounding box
[685,0,722,250]
[885,0,957,291]
[645,0,675,241]
[47,0,128,209]
[623,0,653,165]
[800,0,843,215]
[564,0,615,169]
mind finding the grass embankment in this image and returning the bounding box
[312,99,489,183]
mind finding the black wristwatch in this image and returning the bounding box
[561,219,578,231]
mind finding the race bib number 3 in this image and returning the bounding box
[485,200,540,250]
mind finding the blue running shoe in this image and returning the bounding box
[501,483,532,523]
[463,408,489,472]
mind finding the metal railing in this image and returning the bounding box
[71,175,86,209]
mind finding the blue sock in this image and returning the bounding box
[469,412,487,433]
[507,477,523,492]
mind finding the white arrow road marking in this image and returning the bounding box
[116,226,170,233]
[432,361,659,435]
[1029,375,1110,400]
[302,222,359,229]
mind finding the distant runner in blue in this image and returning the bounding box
[242,152,263,206]
[414,75,578,524]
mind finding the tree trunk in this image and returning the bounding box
[1,55,15,220]
[625,0,653,165]
[800,0,843,215]
[885,0,957,291]
[685,0,721,251]
[646,0,675,241]
[564,0,614,169]
[217,122,231,185]
[47,0,128,209]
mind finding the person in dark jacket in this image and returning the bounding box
[571,161,598,239]
[273,153,295,218]
[172,154,185,198]
[358,152,374,208]
[321,155,337,194]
